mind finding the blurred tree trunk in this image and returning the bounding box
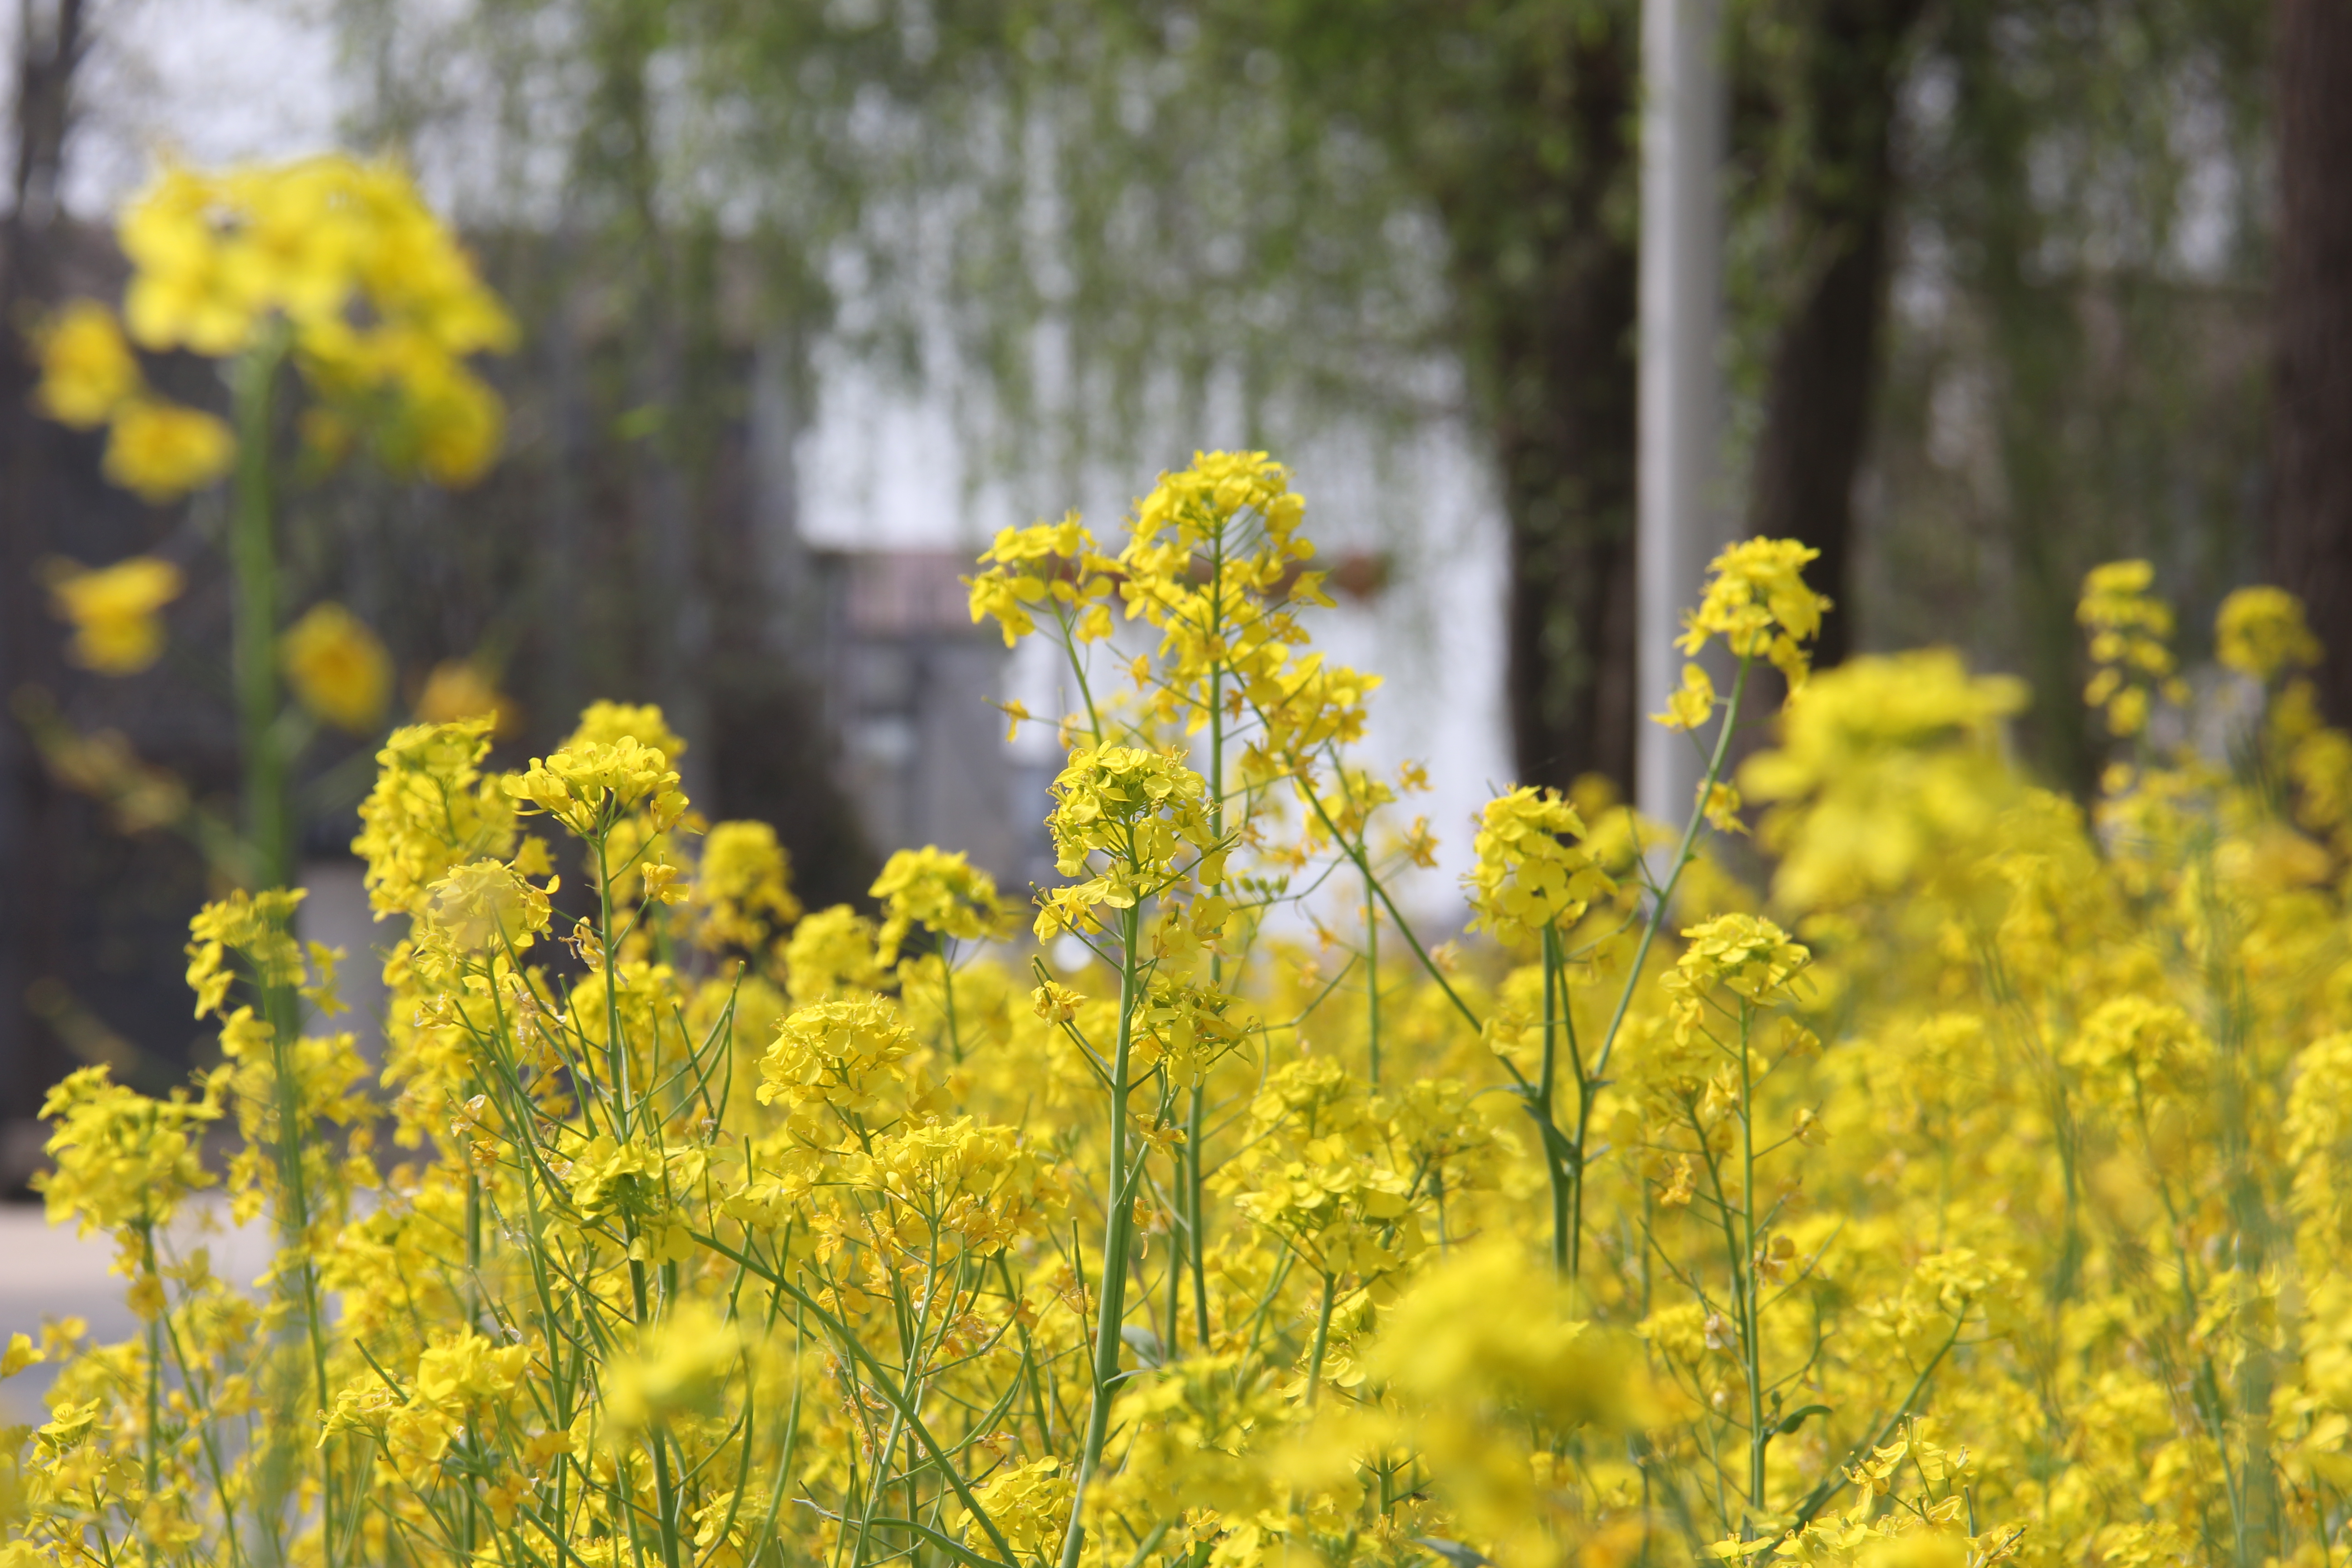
[1945,0,2097,794]
[0,0,84,1145]
[1745,0,1927,668]
[1441,18,1641,797]
[2269,0,2352,719]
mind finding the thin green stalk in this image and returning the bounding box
[1059,903,1145,1568]
[1364,867,1381,1087]
[1738,1004,1766,1514]
[1305,1272,1337,1407]
[228,335,289,892]
[1540,925,1569,1276]
[257,927,338,1568]
[139,1220,161,1501]
[1589,658,1753,1089]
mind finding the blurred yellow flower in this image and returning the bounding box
[102,397,234,503]
[1653,661,1717,731]
[121,165,257,355]
[33,301,142,428]
[2216,586,2321,684]
[414,659,516,734]
[45,554,184,674]
[281,602,392,733]
[111,155,516,487]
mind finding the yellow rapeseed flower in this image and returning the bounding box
[413,659,517,733]
[45,555,184,675]
[1464,786,1615,950]
[281,602,393,733]
[1677,537,1830,686]
[506,736,686,838]
[102,397,234,503]
[111,155,516,487]
[870,845,1011,965]
[692,821,803,951]
[350,717,516,917]
[1653,661,1717,731]
[2216,586,2321,684]
[33,301,142,428]
[2078,559,2186,735]
[564,700,686,766]
[965,511,1120,647]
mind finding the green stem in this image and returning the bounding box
[1365,865,1381,1087]
[1540,925,1569,1277]
[1739,1004,1766,1514]
[139,1221,161,1502]
[1589,658,1752,1089]
[228,336,289,892]
[1306,1271,1337,1407]
[1060,903,1144,1568]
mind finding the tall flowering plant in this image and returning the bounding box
[26,155,515,891]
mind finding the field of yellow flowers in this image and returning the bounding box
[12,166,2352,1568]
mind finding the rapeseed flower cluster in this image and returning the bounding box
[23,446,2352,1568]
[37,155,513,498]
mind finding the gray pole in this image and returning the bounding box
[1636,0,1729,829]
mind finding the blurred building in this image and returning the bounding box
[808,550,1052,897]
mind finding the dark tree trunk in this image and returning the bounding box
[1744,0,1927,668]
[1446,20,1642,797]
[0,0,85,1148]
[2269,0,2352,718]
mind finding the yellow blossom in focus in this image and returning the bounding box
[102,397,234,503]
[281,602,392,733]
[1662,912,1809,1039]
[45,555,183,675]
[965,511,1120,647]
[33,301,141,428]
[1465,786,1614,949]
[32,1066,222,1239]
[506,736,686,838]
[952,1458,1072,1559]
[1677,537,1830,686]
[1038,744,1223,938]
[350,717,516,917]
[564,700,686,766]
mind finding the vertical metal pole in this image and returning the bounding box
[1636,0,1728,828]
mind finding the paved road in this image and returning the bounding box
[0,1198,274,1419]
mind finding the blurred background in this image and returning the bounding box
[0,0,2336,1186]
